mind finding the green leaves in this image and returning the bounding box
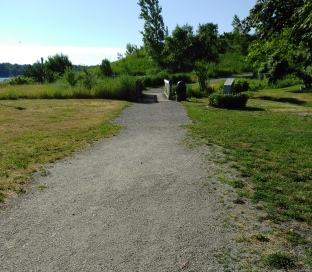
[138,0,166,65]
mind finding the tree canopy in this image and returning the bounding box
[138,0,166,65]
[243,0,312,86]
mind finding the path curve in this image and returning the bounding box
[1,100,244,271]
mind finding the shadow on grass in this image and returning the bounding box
[244,106,265,112]
[290,88,312,94]
[258,96,306,105]
[0,103,26,110]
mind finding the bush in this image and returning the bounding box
[208,93,249,109]
[235,79,250,93]
[64,68,78,86]
[9,76,35,85]
[186,85,205,98]
[264,252,295,269]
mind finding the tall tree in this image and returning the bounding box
[138,0,166,65]
[100,59,113,77]
[164,24,194,71]
[243,0,312,87]
[231,14,243,35]
[192,23,219,63]
[241,0,305,38]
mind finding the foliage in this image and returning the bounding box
[258,52,290,83]
[193,23,220,63]
[111,48,155,76]
[64,67,77,87]
[125,43,139,56]
[24,60,45,83]
[264,252,295,269]
[45,53,73,76]
[100,59,113,77]
[243,1,312,87]
[138,0,166,65]
[292,0,312,44]
[81,68,94,90]
[24,54,73,83]
[163,24,194,72]
[186,85,206,99]
[8,75,34,85]
[234,79,249,93]
[241,0,305,39]
[208,93,249,109]
[194,61,210,93]
[0,63,28,77]
[140,71,194,88]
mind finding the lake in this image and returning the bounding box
[0,78,9,82]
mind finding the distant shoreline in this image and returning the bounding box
[0,77,10,82]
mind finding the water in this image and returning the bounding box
[0,78,9,82]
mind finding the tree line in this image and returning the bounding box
[137,0,254,73]
[0,63,29,77]
[138,0,312,86]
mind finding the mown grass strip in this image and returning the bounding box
[184,85,312,224]
[0,99,129,200]
[184,85,312,268]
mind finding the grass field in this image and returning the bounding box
[0,99,129,201]
[184,84,312,268]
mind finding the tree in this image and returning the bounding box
[117,52,124,60]
[125,43,138,56]
[138,0,166,65]
[292,0,312,45]
[192,23,219,63]
[194,60,210,93]
[164,24,194,71]
[100,59,113,77]
[232,14,243,35]
[24,60,45,83]
[241,0,305,38]
[243,0,312,87]
[45,53,73,76]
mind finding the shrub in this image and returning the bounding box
[235,79,250,93]
[264,252,295,269]
[208,93,249,109]
[9,76,34,85]
[170,72,193,84]
[186,85,205,98]
[64,68,78,86]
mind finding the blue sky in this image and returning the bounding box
[0,0,256,65]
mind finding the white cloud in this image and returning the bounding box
[0,45,125,65]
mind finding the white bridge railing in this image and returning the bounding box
[164,79,173,100]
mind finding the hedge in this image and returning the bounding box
[208,93,249,109]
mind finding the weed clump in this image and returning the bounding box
[264,252,295,269]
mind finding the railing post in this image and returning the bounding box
[164,79,173,100]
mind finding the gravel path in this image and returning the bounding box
[0,100,245,271]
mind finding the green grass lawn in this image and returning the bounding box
[184,85,312,224]
[184,84,312,268]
